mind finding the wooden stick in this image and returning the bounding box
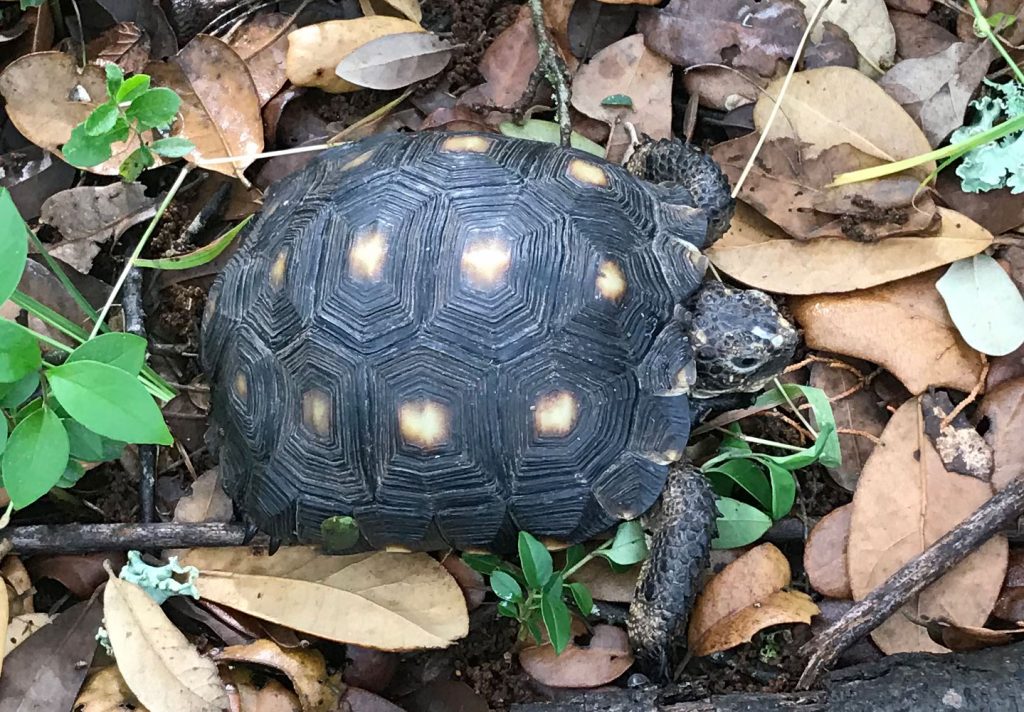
[2,522,263,554]
[797,475,1024,690]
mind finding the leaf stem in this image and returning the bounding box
[712,427,807,452]
[561,539,614,580]
[772,378,818,438]
[967,0,1024,86]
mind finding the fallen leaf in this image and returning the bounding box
[26,552,126,598]
[921,391,994,480]
[0,597,103,712]
[796,0,895,76]
[458,9,538,109]
[2,557,33,616]
[227,670,301,712]
[0,52,144,175]
[0,573,6,676]
[688,543,792,650]
[228,13,291,106]
[937,254,1024,357]
[95,0,177,58]
[39,182,159,273]
[0,145,76,221]
[879,42,995,146]
[519,624,633,688]
[791,270,985,393]
[803,21,859,71]
[682,66,761,111]
[804,504,853,599]
[86,22,151,74]
[568,558,638,603]
[993,547,1024,622]
[336,32,454,91]
[711,134,941,241]
[693,590,818,656]
[147,36,264,180]
[440,555,486,611]
[809,360,888,491]
[847,398,1008,654]
[708,204,992,294]
[891,10,957,62]
[173,467,234,523]
[344,687,406,712]
[567,0,638,61]
[174,547,469,650]
[75,665,149,712]
[753,66,935,175]
[979,378,1024,490]
[918,616,1024,652]
[359,0,423,23]
[104,573,228,711]
[3,613,52,656]
[285,17,425,93]
[216,640,342,712]
[570,34,671,162]
[637,0,807,76]
[343,645,398,693]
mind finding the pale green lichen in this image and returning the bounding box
[119,549,200,605]
[951,80,1024,194]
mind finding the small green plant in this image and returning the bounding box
[62,64,195,181]
[0,189,176,514]
[705,383,841,549]
[463,523,648,653]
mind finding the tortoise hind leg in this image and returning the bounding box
[627,462,716,681]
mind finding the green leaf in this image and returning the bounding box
[105,63,124,100]
[64,420,125,462]
[135,216,252,270]
[119,145,155,182]
[85,103,119,137]
[524,618,544,644]
[462,553,504,576]
[0,188,29,305]
[499,120,605,157]
[713,497,773,549]
[14,397,42,424]
[562,544,585,573]
[766,461,796,520]
[55,459,86,489]
[20,0,45,8]
[497,600,518,618]
[937,253,1024,356]
[601,93,633,108]
[320,515,361,553]
[704,459,772,511]
[0,414,7,456]
[0,319,41,383]
[149,137,196,158]
[566,581,594,616]
[491,570,524,602]
[62,123,114,168]
[126,87,181,130]
[116,74,150,103]
[541,576,572,654]
[68,333,147,374]
[518,531,553,589]
[597,519,648,566]
[0,371,38,409]
[47,361,173,445]
[1,406,69,509]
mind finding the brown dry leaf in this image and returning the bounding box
[993,548,1024,623]
[148,36,263,180]
[707,204,992,295]
[458,8,538,110]
[978,378,1024,491]
[0,573,6,677]
[175,547,469,650]
[519,624,633,688]
[75,666,149,712]
[570,34,671,163]
[804,504,853,599]
[879,41,994,146]
[27,552,125,598]
[803,21,859,71]
[0,52,143,175]
[336,32,454,91]
[847,398,1008,654]
[39,182,158,273]
[918,616,1024,652]
[790,270,985,394]
[637,0,807,76]
[796,0,895,76]
[173,468,233,523]
[359,0,423,23]
[693,590,819,656]
[809,360,887,491]
[891,10,957,60]
[568,558,638,603]
[440,556,486,611]
[228,13,290,106]
[753,66,935,176]
[688,543,791,649]
[86,22,151,74]
[3,613,52,656]
[216,640,342,712]
[711,134,940,241]
[285,17,425,93]
[230,674,301,712]
[2,556,33,616]
[104,573,228,711]
[683,66,761,111]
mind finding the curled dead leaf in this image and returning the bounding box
[228,13,291,106]
[917,616,1024,653]
[75,666,149,712]
[708,204,991,295]
[790,270,985,394]
[26,552,125,599]
[175,547,468,651]
[173,468,233,523]
[216,639,342,712]
[86,22,151,75]
[803,504,853,599]
[519,624,634,688]
[847,398,1008,654]
[693,590,818,657]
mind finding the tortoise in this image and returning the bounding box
[200,130,797,677]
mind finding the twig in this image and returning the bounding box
[940,357,989,429]
[3,523,262,554]
[121,267,157,524]
[797,474,1024,690]
[836,427,883,445]
[526,0,572,146]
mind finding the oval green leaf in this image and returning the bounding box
[47,361,173,445]
[0,319,41,383]
[713,497,772,549]
[541,577,572,654]
[704,459,771,511]
[0,189,28,304]
[64,419,125,462]
[0,371,40,409]
[937,253,1024,356]
[0,413,7,456]
[499,120,605,157]
[491,570,524,602]
[126,87,181,129]
[598,519,648,566]
[766,461,796,521]
[68,333,147,374]
[519,531,554,589]
[566,581,594,616]
[2,406,69,509]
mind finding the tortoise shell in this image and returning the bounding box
[201,131,712,552]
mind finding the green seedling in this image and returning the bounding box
[62,64,195,181]
[463,523,648,654]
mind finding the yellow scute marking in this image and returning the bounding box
[399,399,450,450]
[442,135,492,153]
[568,158,608,186]
[533,391,579,437]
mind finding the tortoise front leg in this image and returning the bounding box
[627,462,717,681]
